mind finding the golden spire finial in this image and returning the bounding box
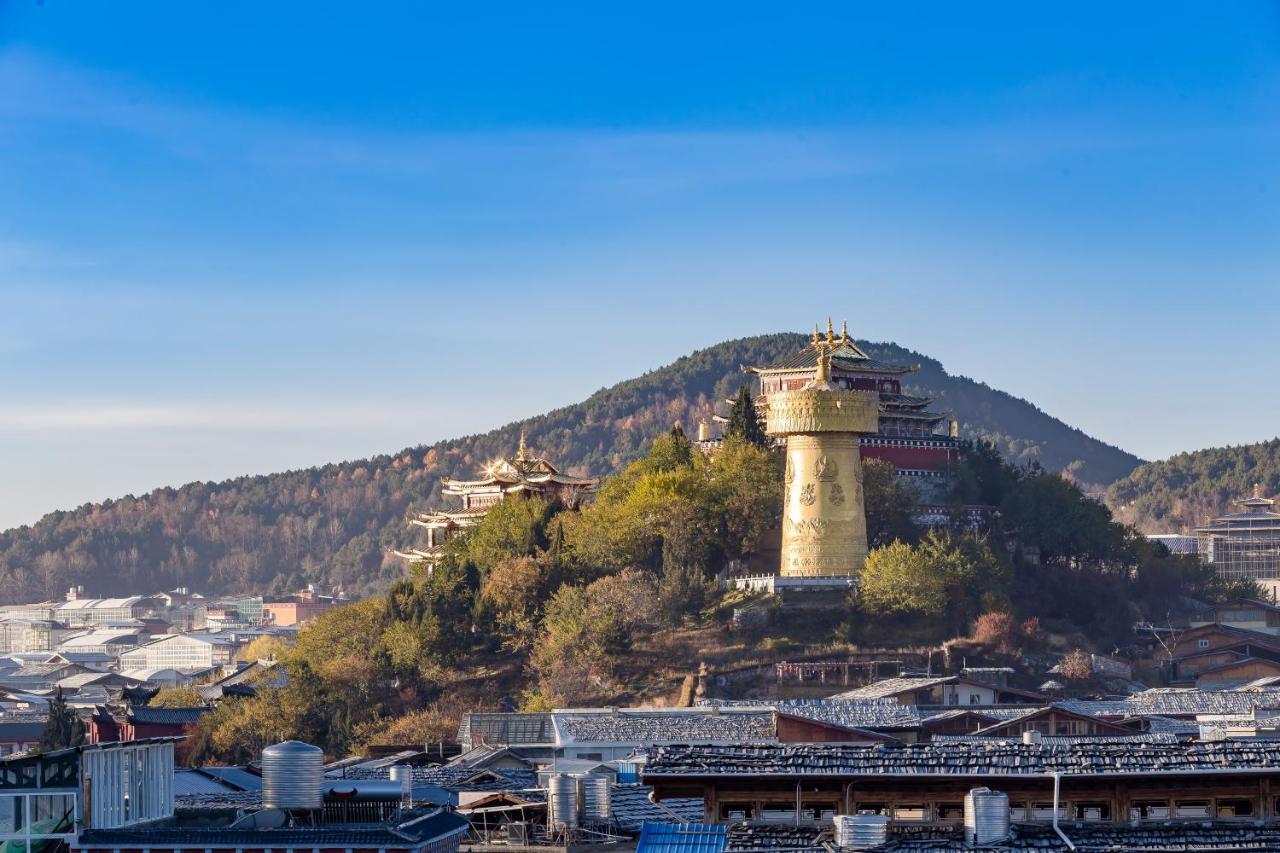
[1256,482,1264,499]
[826,317,835,344]
[517,429,527,461]
[841,320,849,343]
[815,349,832,384]
[812,323,821,346]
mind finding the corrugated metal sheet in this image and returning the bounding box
[638,822,727,853]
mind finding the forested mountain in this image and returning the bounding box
[0,333,1140,604]
[1106,438,1280,532]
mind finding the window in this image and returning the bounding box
[804,803,836,823]
[719,803,754,821]
[1073,802,1110,821]
[760,805,798,823]
[936,804,964,821]
[1130,800,1170,820]
[892,805,930,822]
[853,803,888,816]
[1030,803,1066,821]
[1217,798,1254,818]
[1198,639,1211,649]
[1175,800,1211,818]
[0,791,78,849]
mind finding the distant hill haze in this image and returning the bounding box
[0,333,1141,604]
[1106,437,1280,533]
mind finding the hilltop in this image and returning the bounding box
[1107,438,1280,532]
[0,333,1140,604]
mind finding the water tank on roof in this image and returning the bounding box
[390,765,413,802]
[578,774,611,822]
[261,740,324,810]
[964,787,1010,845]
[547,773,578,830]
[835,814,888,850]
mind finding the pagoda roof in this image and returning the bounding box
[753,338,913,376]
[880,392,935,409]
[1195,488,1280,532]
[410,509,489,529]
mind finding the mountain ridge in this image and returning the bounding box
[1106,437,1280,533]
[0,332,1141,604]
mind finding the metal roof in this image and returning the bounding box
[637,822,728,853]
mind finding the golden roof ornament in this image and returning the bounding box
[812,323,821,347]
[826,317,835,344]
[841,320,849,344]
[517,429,528,461]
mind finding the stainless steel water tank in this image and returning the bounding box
[390,765,412,801]
[547,773,579,829]
[261,740,324,810]
[578,774,611,821]
[835,814,889,850]
[964,787,1010,845]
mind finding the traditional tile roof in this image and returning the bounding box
[128,706,208,726]
[701,699,922,730]
[609,786,704,831]
[928,732,1179,745]
[555,710,775,745]
[761,342,906,375]
[644,740,1280,780]
[1059,689,1280,718]
[827,676,956,701]
[78,806,470,847]
[726,823,827,852]
[458,712,555,747]
[342,764,536,792]
[869,822,1280,851]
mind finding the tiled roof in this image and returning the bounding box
[726,823,826,852]
[827,676,954,701]
[701,699,922,730]
[78,807,469,847]
[555,711,775,745]
[458,712,555,747]
[342,764,536,793]
[644,740,1280,779]
[128,706,208,725]
[1059,689,1280,718]
[928,732,1179,745]
[870,822,1280,851]
[610,785,704,831]
[762,343,906,374]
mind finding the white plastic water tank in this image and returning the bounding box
[964,787,1010,845]
[261,741,324,810]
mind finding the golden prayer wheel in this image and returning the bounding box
[766,353,879,577]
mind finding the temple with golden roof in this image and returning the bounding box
[393,432,599,568]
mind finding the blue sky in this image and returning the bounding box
[1,2,1278,529]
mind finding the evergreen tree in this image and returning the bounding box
[725,386,768,447]
[38,688,85,752]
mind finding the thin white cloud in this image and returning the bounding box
[4,46,1270,202]
[0,403,403,431]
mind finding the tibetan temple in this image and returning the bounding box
[739,321,960,500]
[393,433,599,568]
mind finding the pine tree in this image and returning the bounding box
[38,688,85,752]
[725,386,768,447]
